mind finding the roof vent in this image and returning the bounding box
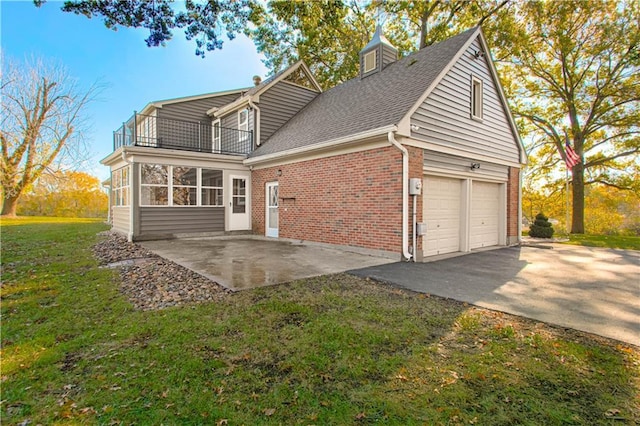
[253,75,262,86]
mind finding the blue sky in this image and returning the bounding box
[1,0,268,180]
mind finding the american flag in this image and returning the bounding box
[564,140,580,169]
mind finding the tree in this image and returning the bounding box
[1,57,97,216]
[248,0,511,88]
[18,171,108,218]
[35,0,256,58]
[496,0,640,234]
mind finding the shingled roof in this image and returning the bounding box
[249,27,478,158]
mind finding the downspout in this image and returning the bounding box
[248,99,261,147]
[388,131,412,261]
[518,165,524,244]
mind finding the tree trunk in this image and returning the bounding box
[571,163,585,234]
[1,195,19,217]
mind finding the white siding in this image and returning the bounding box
[411,37,520,164]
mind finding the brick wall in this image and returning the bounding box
[506,166,520,238]
[251,146,405,252]
[407,146,424,254]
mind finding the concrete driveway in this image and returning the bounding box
[351,244,640,346]
[141,236,395,291]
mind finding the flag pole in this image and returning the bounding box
[565,166,570,234]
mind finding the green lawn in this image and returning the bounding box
[2,218,639,425]
[562,234,640,251]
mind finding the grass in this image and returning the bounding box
[2,217,639,425]
[562,234,640,251]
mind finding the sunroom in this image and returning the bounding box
[101,146,251,241]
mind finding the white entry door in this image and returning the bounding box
[266,182,279,238]
[228,174,250,230]
[423,176,462,257]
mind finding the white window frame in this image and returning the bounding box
[139,164,226,207]
[238,109,249,142]
[471,76,483,120]
[363,50,377,73]
[172,166,198,206]
[201,168,224,207]
[112,166,130,206]
[140,164,169,206]
[212,119,221,153]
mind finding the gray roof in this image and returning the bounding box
[250,27,477,158]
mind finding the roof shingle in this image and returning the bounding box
[250,27,478,158]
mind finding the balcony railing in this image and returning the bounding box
[113,112,253,155]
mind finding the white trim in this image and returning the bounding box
[471,76,483,120]
[212,119,221,153]
[101,146,248,168]
[398,136,523,169]
[139,88,248,116]
[265,181,279,238]
[244,125,397,167]
[398,27,527,166]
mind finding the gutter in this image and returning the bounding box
[387,131,413,261]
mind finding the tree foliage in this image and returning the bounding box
[248,0,510,88]
[496,0,640,233]
[1,56,97,216]
[36,0,256,58]
[17,171,108,218]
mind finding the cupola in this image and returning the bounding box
[359,25,398,78]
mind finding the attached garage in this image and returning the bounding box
[422,151,509,259]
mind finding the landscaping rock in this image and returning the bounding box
[93,232,231,310]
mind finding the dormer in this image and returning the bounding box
[359,25,398,78]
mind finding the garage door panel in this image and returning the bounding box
[470,182,499,249]
[423,176,461,257]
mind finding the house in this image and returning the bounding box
[101,26,527,261]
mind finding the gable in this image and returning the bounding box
[409,36,521,165]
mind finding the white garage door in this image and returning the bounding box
[470,181,500,249]
[423,176,461,257]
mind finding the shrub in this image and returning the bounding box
[529,212,554,238]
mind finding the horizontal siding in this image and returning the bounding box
[424,150,508,181]
[411,37,520,164]
[139,207,224,235]
[382,44,397,69]
[157,94,239,123]
[112,207,130,234]
[258,81,318,145]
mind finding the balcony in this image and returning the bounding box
[113,112,253,156]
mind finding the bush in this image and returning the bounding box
[529,212,554,238]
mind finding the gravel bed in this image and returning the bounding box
[93,232,231,310]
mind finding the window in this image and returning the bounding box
[238,109,249,142]
[201,169,223,206]
[172,167,197,206]
[364,50,377,73]
[212,119,221,153]
[232,178,246,213]
[471,77,483,120]
[112,166,130,206]
[139,164,224,207]
[141,164,169,205]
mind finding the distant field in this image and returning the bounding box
[2,217,639,425]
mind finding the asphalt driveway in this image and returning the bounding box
[351,244,640,346]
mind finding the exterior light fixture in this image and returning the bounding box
[470,162,481,170]
[473,50,485,59]
[277,169,282,176]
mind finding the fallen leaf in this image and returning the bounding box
[355,412,366,420]
[216,420,228,426]
[263,408,276,416]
